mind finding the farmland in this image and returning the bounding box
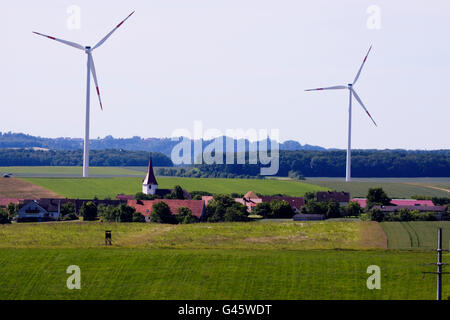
[21,176,328,199]
[307,177,450,198]
[0,221,447,300]
[0,177,59,198]
[0,220,386,250]
[0,248,443,300]
[381,222,450,250]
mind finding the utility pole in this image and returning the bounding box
[423,228,450,300]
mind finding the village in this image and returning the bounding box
[1,158,447,224]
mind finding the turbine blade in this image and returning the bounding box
[305,85,347,91]
[92,11,135,50]
[353,45,372,84]
[88,53,103,110]
[351,89,377,126]
[32,31,84,50]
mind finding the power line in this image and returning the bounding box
[422,228,450,300]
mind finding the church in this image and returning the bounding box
[141,157,191,199]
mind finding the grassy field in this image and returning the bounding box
[21,176,328,199]
[306,178,450,198]
[0,221,448,299]
[381,222,450,250]
[0,248,444,300]
[0,221,386,250]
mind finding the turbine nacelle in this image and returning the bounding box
[84,46,92,53]
[348,83,353,88]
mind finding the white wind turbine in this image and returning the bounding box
[33,11,135,177]
[305,46,377,182]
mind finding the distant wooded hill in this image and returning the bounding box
[0,132,324,156]
[0,132,448,177]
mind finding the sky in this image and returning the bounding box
[2,0,450,150]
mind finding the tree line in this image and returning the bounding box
[191,150,450,178]
[0,149,173,167]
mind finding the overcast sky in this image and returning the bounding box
[2,0,449,149]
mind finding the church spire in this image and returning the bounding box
[143,157,158,185]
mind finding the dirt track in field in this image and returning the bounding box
[0,178,60,198]
[359,221,387,249]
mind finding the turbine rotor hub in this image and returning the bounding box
[85,46,91,53]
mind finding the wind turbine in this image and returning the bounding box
[33,11,135,177]
[305,46,377,182]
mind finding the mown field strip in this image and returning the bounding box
[0,248,446,300]
[0,221,383,250]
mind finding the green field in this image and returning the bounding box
[0,248,444,300]
[307,178,450,198]
[0,221,447,300]
[0,221,386,250]
[381,222,450,250]
[22,177,328,199]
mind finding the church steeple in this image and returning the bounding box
[142,157,158,194]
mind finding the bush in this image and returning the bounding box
[150,202,177,224]
[224,204,249,222]
[269,199,294,219]
[79,201,97,221]
[190,191,212,200]
[133,211,146,223]
[60,202,77,220]
[205,194,249,222]
[253,202,272,218]
[6,202,18,220]
[368,208,384,222]
[326,200,341,219]
[346,201,362,217]
[177,207,198,224]
[367,188,391,209]
[135,192,157,200]
[0,208,11,224]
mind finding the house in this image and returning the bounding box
[127,199,206,222]
[372,205,446,213]
[260,196,305,213]
[351,198,435,208]
[201,192,262,213]
[293,213,325,221]
[18,200,60,221]
[317,191,350,206]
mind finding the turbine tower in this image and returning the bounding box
[305,46,377,182]
[33,11,135,177]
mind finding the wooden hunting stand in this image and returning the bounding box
[105,230,112,246]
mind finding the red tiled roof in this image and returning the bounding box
[244,191,259,199]
[260,196,305,210]
[0,198,23,207]
[127,199,205,219]
[352,198,436,208]
[372,205,446,212]
[142,157,158,185]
